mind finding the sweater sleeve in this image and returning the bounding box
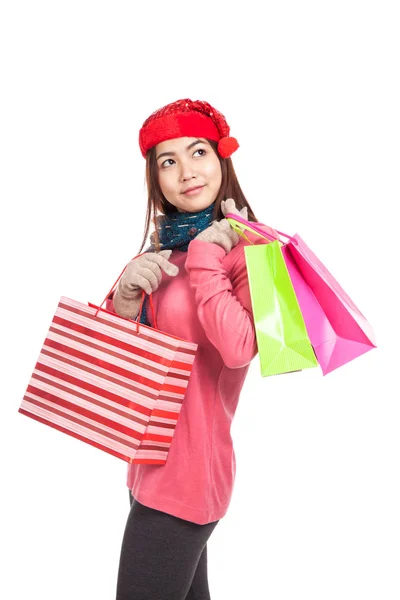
[184,238,258,369]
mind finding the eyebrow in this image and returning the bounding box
[156,139,207,161]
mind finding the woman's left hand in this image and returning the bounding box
[194,199,248,254]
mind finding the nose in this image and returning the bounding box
[179,157,197,181]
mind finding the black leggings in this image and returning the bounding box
[115,491,219,599]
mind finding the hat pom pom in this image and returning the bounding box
[217,136,239,158]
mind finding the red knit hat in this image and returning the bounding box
[139,98,239,159]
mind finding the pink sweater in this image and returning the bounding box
[106,227,271,524]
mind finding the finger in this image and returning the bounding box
[227,220,241,245]
[218,219,232,232]
[128,273,155,295]
[220,221,239,251]
[221,217,238,234]
[229,225,240,241]
[224,198,237,215]
[142,265,163,289]
[220,199,230,216]
[239,206,248,220]
[146,252,179,277]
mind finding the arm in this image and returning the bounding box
[184,239,257,369]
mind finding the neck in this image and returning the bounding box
[147,201,217,253]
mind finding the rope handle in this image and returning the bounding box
[225,213,296,244]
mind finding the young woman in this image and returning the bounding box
[106,98,275,599]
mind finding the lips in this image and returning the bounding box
[182,185,205,194]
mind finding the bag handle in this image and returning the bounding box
[93,251,157,333]
[225,213,295,244]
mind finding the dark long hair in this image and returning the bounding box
[137,139,259,254]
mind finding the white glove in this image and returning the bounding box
[113,249,179,319]
[194,198,248,254]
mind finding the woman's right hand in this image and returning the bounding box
[113,249,179,319]
[118,249,179,297]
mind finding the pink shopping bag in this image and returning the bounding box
[19,264,198,464]
[226,213,377,375]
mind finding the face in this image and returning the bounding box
[155,137,222,213]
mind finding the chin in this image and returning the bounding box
[184,200,215,213]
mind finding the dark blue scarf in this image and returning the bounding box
[138,202,216,326]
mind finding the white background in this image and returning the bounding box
[1,1,399,598]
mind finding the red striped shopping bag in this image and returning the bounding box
[19,267,198,465]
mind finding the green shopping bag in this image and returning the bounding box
[227,216,318,377]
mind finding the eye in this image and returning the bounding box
[159,148,207,168]
[160,158,175,168]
